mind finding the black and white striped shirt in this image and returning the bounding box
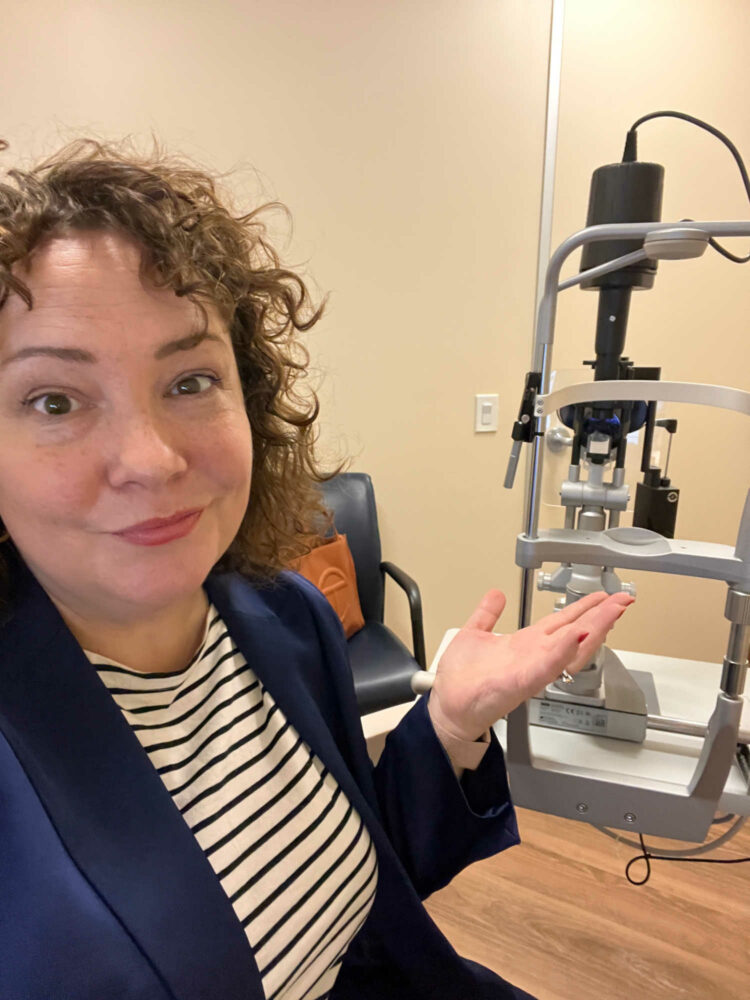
[89,604,378,1000]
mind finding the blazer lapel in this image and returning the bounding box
[204,573,476,995]
[0,561,263,1000]
[204,572,385,839]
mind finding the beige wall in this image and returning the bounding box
[549,0,750,662]
[1,0,747,666]
[0,0,552,657]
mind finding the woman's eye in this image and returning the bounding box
[169,374,218,396]
[27,393,80,416]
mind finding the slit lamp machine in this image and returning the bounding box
[416,114,750,845]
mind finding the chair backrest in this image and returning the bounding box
[319,473,384,623]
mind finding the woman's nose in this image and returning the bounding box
[106,412,189,489]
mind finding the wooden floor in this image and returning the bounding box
[424,807,750,1000]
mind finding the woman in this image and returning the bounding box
[0,138,632,1000]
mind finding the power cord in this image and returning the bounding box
[596,814,750,885]
[626,830,750,886]
[622,109,750,263]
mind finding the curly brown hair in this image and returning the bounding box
[0,135,336,595]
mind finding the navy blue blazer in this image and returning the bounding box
[0,556,535,1000]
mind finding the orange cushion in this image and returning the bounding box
[290,533,365,638]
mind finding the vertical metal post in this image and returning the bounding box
[518,0,565,631]
[721,589,750,696]
[531,0,566,350]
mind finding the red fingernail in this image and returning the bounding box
[577,631,590,644]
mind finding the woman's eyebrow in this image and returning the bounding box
[0,330,226,368]
[1,346,95,367]
[154,330,226,359]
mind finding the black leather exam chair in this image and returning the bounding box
[320,473,427,715]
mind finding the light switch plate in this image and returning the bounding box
[474,393,499,432]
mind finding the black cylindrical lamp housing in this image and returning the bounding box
[579,161,665,290]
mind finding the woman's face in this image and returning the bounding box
[0,230,253,623]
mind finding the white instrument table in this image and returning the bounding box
[427,631,750,816]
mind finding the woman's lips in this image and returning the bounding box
[113,509,204,547]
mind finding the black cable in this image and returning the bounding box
[711,813,737,825]
[626,832,750,886]
[623,110,750,263]
[626,835,651,885]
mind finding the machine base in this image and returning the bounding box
[532,663,659,743]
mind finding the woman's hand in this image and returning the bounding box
[428,590,635,743]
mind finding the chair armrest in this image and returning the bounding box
[380,561,426,669]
